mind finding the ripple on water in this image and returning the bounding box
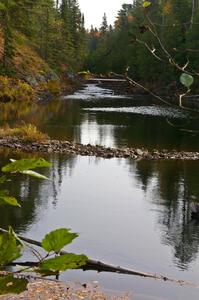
[83,106,190,119]
[63,84,130,100]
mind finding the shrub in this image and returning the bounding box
[46,80,61,95]
[0,76,35,102]
[0,123,48,141]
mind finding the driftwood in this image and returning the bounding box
[0,228,198,287]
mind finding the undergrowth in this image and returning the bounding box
[0,76,35,102]
[0,123,48,141]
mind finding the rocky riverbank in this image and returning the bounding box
[0,279,128,300]
[0,137,199,160]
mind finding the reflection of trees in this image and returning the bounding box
[132,159,199,269]
[0,152,77,233]
[133,160,155,192]
[0,102,36,124]
[25,100,83,141]
[85,110,199,151]
[1,93,199,151]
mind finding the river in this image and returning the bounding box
[0,83,199,300]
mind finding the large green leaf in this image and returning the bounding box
[0,275,28,295]
[180,73,194,88]
[8,160,50,180]
[2,158,52,173]
[42,228,78,253]
[0,190,20,207]
[143,1,151,8]
[8,227,24,247]
[40,254,88,272]
[0,232,22,266]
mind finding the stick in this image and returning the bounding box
[0,228,198,287]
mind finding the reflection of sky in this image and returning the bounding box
[14,155,199,300]
[78,119,116,147]
[78,0,132,28]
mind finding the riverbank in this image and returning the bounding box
[0,137,199,160]
[0,279,129,300]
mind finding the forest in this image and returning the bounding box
[0,0,198,94]
[0,1,199,299]
[0,0,86,76]
[86,0,199,92]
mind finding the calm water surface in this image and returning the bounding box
[1,83,198,151]
[0,84,199,299]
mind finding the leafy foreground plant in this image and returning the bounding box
[0,158,88,295]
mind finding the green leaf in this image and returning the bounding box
[0,276,28,295]
[143,1,151,8]
[0,232,22,266]
[8,227,24,247]
[8,160,50,179]
[21,170,50,180]
[2,158,52,173]
[180,73,194,88]
[42,228,78,253]
[40,254,88,272]
[0,190,20,207]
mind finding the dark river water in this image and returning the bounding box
[0,84,199,300]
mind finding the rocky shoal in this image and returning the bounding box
[0,137,199,160]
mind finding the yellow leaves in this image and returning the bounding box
[127,15,135,24]
[47,80,61,95]
[0,76,35,103]
[162,2,172,15]
[0,123,48,142]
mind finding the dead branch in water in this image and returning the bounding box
[0,228,198,288]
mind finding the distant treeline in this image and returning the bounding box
[85,0,199,88]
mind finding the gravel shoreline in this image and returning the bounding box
[0,279,129,300]
[0,137,199,160]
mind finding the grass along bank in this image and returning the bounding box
[0,125,199,160]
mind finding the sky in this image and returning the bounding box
[78,0,132,29]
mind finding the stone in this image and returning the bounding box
[135,149,143,156]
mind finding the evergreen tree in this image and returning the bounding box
[0,0,17,73]
[100,13,108,35]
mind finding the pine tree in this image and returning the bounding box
[100,13,108,35]
[0,0,17,73]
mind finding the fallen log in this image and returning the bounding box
[0,228,198,287]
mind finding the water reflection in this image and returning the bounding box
[0,83,199,299]
[135,160,199,269]
[0,153,199,274]
[0,152,77,232]
[0,84,199,150]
